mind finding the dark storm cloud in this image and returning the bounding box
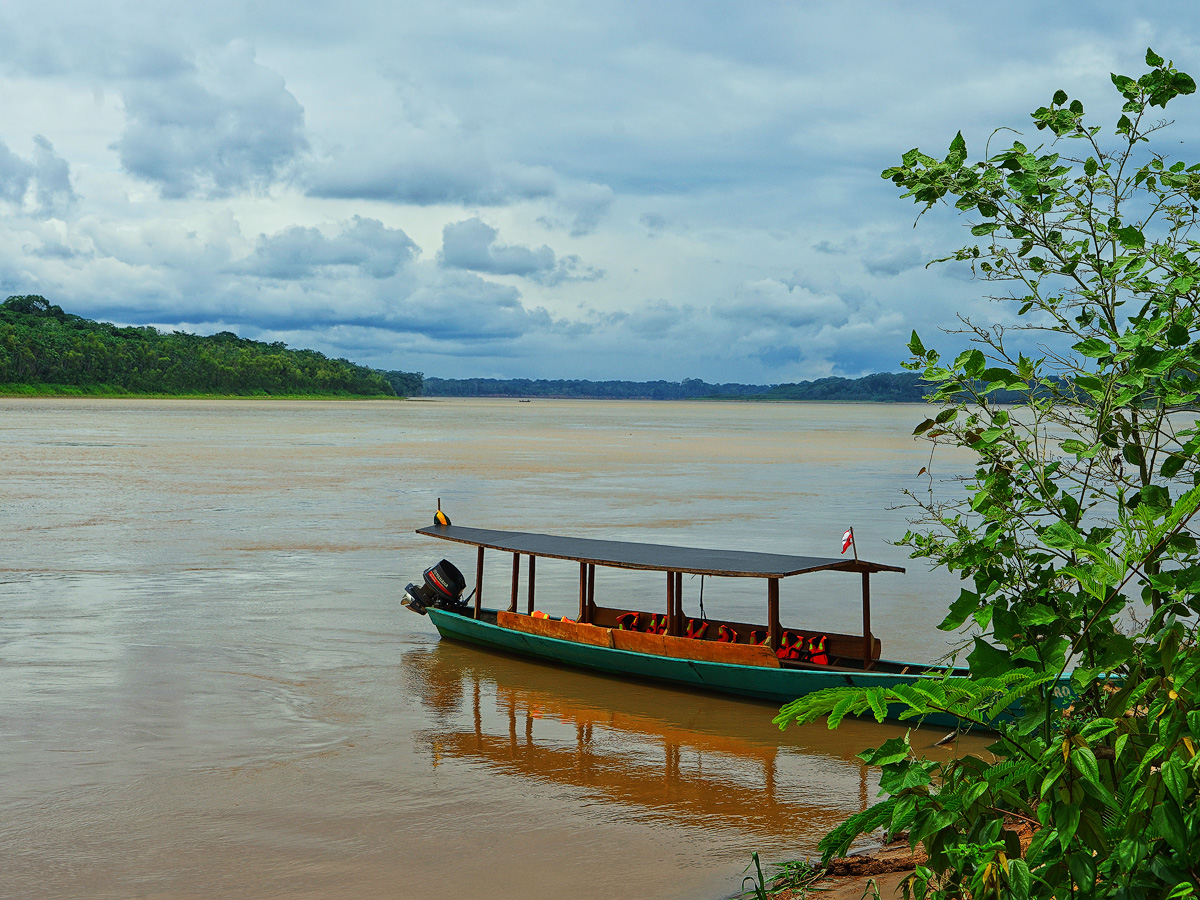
[234,217,419,280]
[31,135,76,216]
[0,134,75,217]
[393,271,555,341]
[114,41,307,198]
[0,140,34,204]
[863,245,924,277]
[221,269,563,344]
[306,150,556,207]
[438,218,601,285]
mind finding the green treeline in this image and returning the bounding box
[380,370,425,398]
[422,372,931,401]
[0,295,409,397]
[421,376,764,399]
[752,372,929,401]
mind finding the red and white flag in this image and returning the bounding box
[841,528,854,554]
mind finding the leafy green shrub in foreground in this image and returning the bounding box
[776,51,1200,900]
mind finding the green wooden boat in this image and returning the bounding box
[401,521,1066,728]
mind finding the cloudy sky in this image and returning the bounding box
[1,1,1196,382]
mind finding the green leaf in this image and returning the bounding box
[865,687,888,723]
[971,222,1001,236]
[1152,801,1190,854]
[949,131,967,159]
[1162,754,1188,805]
[1162,454,1186,478]
[1147,47,1165,67]
[940,589,980,630]
[1071,745,1100,786]
[908,330,926,356]
[1042,520,1085,549]
[967,639,1013,678]
[1114,225,1146,249]
[1074,337,1111,358]
[859,734,911,767]
[1019,604,1059,627]
[827,694,859,729]
[1007,859,1032,899]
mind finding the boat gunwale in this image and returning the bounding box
[427,605,961,685]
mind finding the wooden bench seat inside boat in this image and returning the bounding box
[497,610,782,667]
[497,608,883,670]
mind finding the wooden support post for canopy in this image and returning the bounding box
[862,571,873,669]
[474,546,485,619]
[509,553,520,613]
[586,563,596,623]
[666,570,676,636]
[674,571,683,628]
[768,578,781,651]
[578,561,587,621]
[527,555,536,614]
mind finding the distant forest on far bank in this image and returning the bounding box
[0,296,412,397]
[0,294,937,403]
[421,372,932,401]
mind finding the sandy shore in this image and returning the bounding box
[767,839,926,900]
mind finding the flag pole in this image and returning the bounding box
[851,526,858,562]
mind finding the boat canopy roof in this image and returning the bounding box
[416,524,905,578]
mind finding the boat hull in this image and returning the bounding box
[427,607,993,729]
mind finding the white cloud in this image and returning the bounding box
[235,216,418,280]
[0,134,76,217]
[437,217,602,285]
[113,40,307,198]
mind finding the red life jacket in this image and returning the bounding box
[806,634,829,665]
[616,612,640,630]
[685,619,708,639]
[531,610,550,619]
[776,630,805,660]
[750,630,768,646]
[560,616,576,624]
[647,614,667,634]
[716,624,738,643]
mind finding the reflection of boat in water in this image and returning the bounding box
[401,520,1055,727]
[402,643,880,841]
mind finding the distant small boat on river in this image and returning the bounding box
[400,516,1065,727]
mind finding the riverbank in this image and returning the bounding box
[756,839,925,900]
[0,383,408,399]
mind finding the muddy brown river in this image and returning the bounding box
[1,397,982,899]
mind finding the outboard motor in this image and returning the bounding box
[402,559,467,615]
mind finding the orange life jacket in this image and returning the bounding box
[647,613,668,634]
[750,630,768,646]
[560,616,576,624]
[616,612,640,630]
[776,630,805,660]
[531,610,550,619]
[716,624,738,643]
[806,634,829,665]
[685,619,708,639]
